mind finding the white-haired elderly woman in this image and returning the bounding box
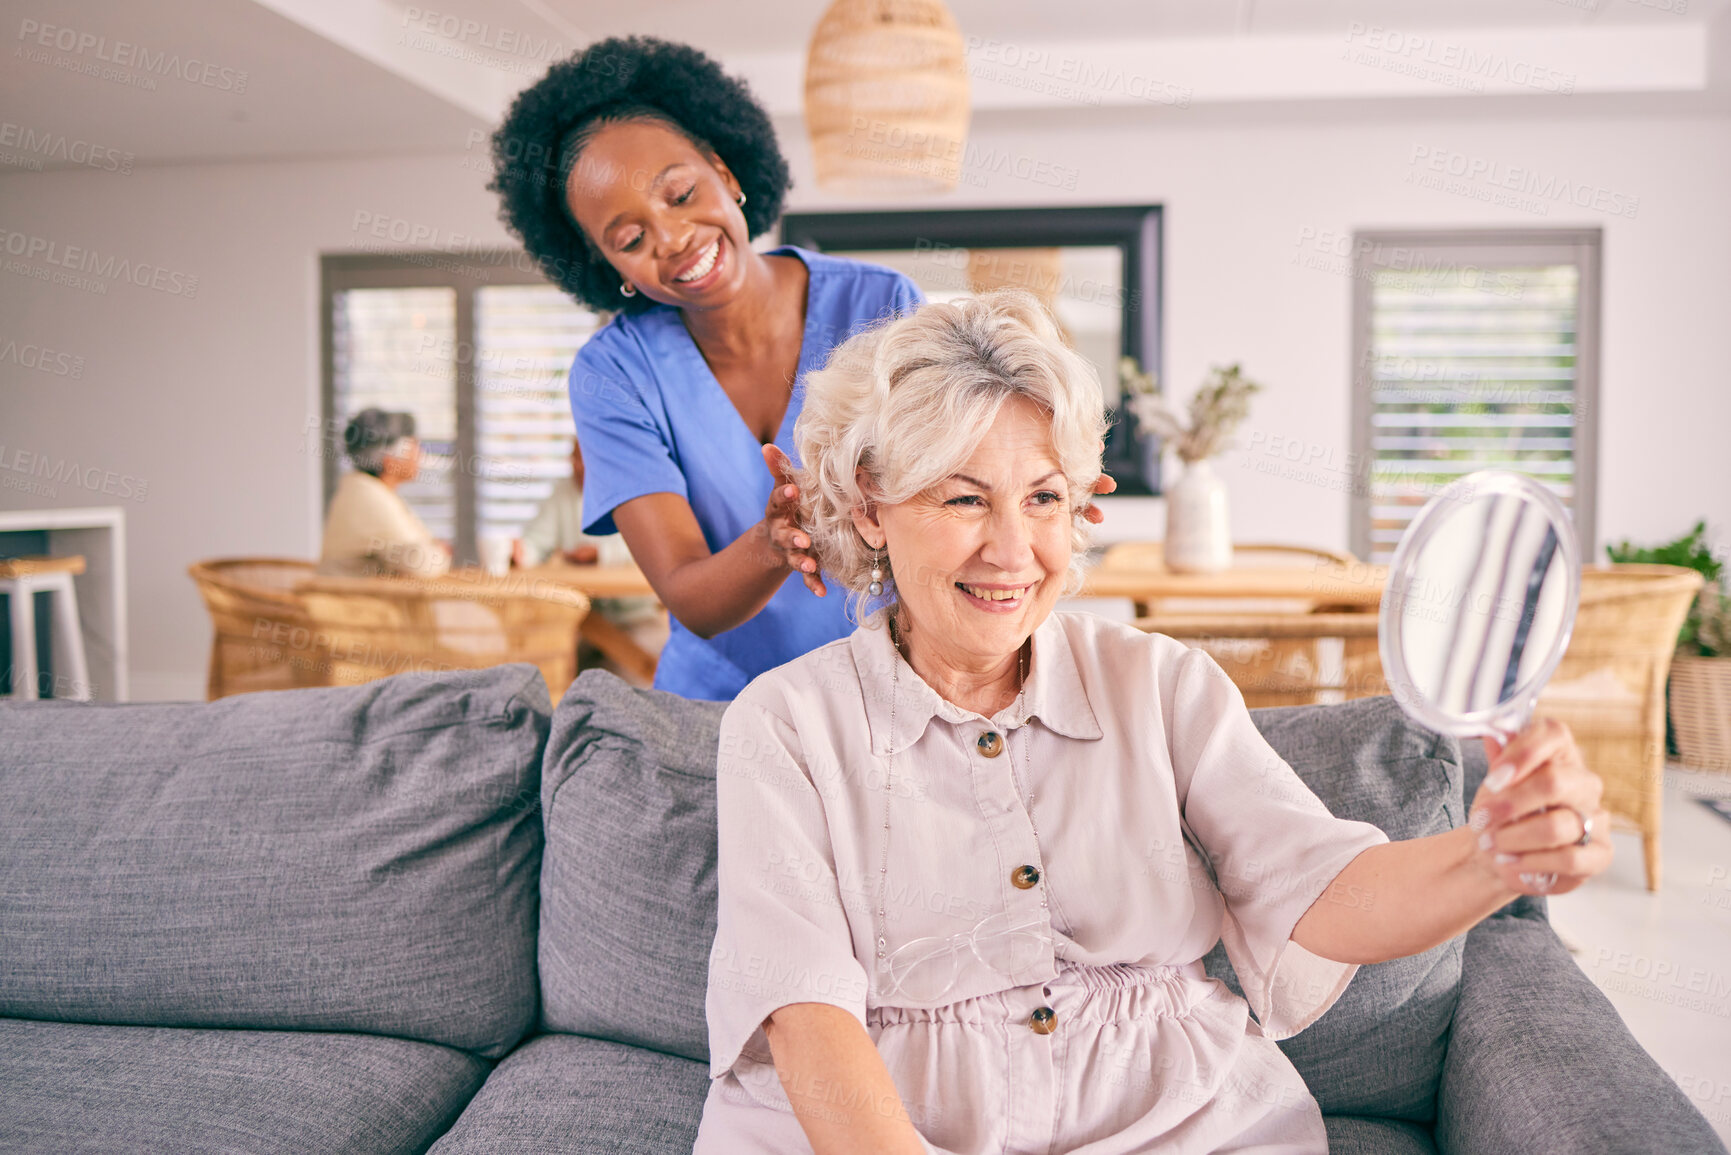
[695,292,1611,1155]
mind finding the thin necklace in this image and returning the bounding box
[875,612,1038,972]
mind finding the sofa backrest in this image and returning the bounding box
[0,664,550,1060]
[538,671,726,1061]
[538,673,1470,1119]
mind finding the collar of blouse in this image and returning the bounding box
[851,606,1105,757]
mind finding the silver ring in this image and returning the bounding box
[1567,805,1593,848]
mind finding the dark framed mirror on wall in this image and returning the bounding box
[780,205,1164,495]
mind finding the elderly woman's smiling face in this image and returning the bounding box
[856,395,1071,672]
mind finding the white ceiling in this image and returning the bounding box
[3,0,1727,170]
[0,0,487,167]
[526,0,1730,54]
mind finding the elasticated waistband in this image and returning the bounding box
[867,959,1216,1028]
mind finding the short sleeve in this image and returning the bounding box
[706,697,871,1079]
[1164,645,1389,1040]
[568,334,689,535]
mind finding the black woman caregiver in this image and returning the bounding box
[489,36,910,700]
[491,36,1111,699]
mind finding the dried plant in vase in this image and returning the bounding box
[1126,362,1262,464]
[1123,363,1263,573]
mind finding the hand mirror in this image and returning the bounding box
[1379,470,1582,741]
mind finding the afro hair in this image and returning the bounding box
[489,36,792,316]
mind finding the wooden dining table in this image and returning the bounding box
[453,557,1392,686]
[1080,558,1390,612]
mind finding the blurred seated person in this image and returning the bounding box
[317,408,452,579]
[513,440,605,568]
[516,439,667,665]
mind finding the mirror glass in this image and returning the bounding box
[1379,470,1582,738]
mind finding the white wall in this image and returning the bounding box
[3,110,1727,698]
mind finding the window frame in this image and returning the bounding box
[779,205,1165,495]
[1348,226,1602,562]
[319,252,551,566]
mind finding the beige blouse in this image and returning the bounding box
[700,608,1390,1152]
[317,471,449,580]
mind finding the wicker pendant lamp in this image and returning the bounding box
[804,0,971,194]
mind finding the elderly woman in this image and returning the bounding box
[317,408,450,579]
[696,292,1612,1154]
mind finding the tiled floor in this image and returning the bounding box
[1548,765,1731,1145]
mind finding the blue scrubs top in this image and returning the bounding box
[569,245,924,701]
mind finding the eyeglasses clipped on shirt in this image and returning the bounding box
[878,908,1054,1003]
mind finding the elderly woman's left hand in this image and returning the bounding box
[1468,717,1612,896]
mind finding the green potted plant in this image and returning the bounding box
[1606,521,1731,772]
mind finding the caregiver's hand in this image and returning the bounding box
[1468,717,1612,896]
[1082,472,1116,525]
[761,444,827,598]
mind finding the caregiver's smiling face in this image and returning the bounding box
[864,394,1073,675]
[562,118,751,311]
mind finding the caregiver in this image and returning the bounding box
[492,37,1110,699]
[491,36,887,700]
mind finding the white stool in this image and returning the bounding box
[2,555,92,701]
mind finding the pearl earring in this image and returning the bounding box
[620,282,636,297]
[868,548,885,597]
[735,190,747,207]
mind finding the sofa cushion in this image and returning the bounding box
[1204,695,1465,1122]
[0,665,549,1058]
[538,671,726,1061]
[0,1017,487,1154]
[429,1032,707,1154]
[1323,1115,1438,1154]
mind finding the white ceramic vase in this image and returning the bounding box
[1164,457,1232,573]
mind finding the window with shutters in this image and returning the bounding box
[321,255,602,565]
[1349,229,1601,564]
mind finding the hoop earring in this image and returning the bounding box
[619,282,636,297]
[868,548,886,597]
[735,190,747,207]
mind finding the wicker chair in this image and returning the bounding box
[1110,542,1380,708]
[188,559,326,699]
[294,572,590,704]
[1535,564,1704,892]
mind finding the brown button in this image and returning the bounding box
[976,731,1003,757]
[1029,1006,1057,1034]
[1011,864,1041,889]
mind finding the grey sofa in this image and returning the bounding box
[0,663,1722,1154]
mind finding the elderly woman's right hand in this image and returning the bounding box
[761,445,827,597]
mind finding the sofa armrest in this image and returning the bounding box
[1436,914,1727,1155]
